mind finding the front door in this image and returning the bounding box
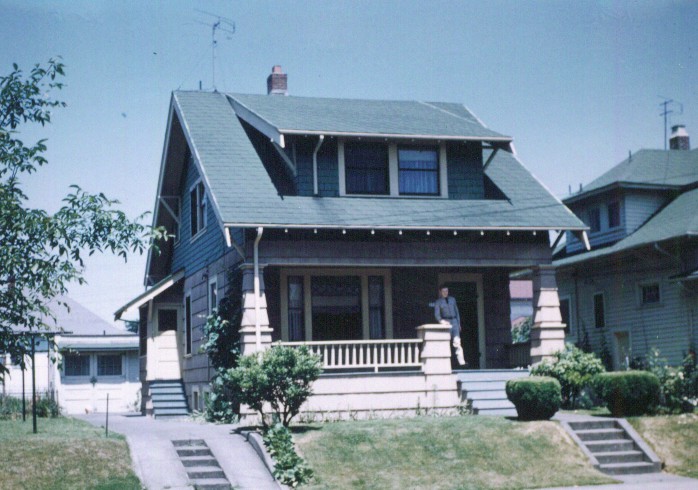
[443,281,480,369]
[154,307,182,379]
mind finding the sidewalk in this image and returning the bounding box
[538,472,698,490]
[76,413,280,490]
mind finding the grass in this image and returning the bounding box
[627,412,698,478]
[293,416,616,490]
[0,417,141,490]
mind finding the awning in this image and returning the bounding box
[114,270,185,320]
[56,335,138,351]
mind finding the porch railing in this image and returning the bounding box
[508,342,531,368]
[279,339,423,372]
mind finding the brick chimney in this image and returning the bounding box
[267,65,288,95]
[669,124,690,150]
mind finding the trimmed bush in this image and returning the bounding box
[594,371,660,417]
[506,376,562,421]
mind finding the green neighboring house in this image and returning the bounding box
[554,125,698,368]
[117,66,584,418]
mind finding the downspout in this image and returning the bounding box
[312,135,325,196]
[254,227,264,352]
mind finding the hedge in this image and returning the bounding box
[506,376,562,421]
[594,371,660,417]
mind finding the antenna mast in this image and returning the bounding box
[195,10,235,91]
[658,96,683,150]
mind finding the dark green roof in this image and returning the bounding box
[565,149,698,203]
[229,93,510,140]
[174,91,584,231]
[555,187,698,267]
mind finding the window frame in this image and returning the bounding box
[638,282,661,307]
[189,180,207,241]
[280,268,393,341]
[97,353,123,377]
[338,139,448,198]
[208,276,218,316]
[397,145,441,196]
[63,353,91,377]
[343,141,390,195]
[593,292,606,329]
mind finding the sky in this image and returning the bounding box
[1,0,697,325]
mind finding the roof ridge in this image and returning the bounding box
[417,101,478,125]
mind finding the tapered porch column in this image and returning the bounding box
[530,265,566,364]
[239,264,273,355]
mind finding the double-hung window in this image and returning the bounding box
[398,146,439,195]
[190,181,207,237]
[344,142,389,195]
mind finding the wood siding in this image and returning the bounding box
[557,249,697,366]
[624,191,670,234]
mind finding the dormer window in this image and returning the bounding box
[398,146,439,195]
[190,181,207,238]
[588,207,601,233]
[344,142,389,195]
[608,201,621,228]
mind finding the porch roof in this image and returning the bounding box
[173,91,585,232]
[114,269,184,320]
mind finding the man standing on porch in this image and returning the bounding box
[434,286,466,366]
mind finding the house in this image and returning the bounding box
[2,297,140,414]
[554,125,698,368]
[116,66,585,418]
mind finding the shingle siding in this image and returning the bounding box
[447,142,485,199]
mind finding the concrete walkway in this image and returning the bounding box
[76,413,280,490]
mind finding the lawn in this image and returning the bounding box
[0,417,141,490]
[628,412,698,478]
[293,416,616,490]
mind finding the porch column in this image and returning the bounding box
[530,265,566,364]
[416,324,460,409]
[239,264,273,355]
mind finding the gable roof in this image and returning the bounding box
[48,297,133,337]
[172,90,584,231]
[555,186,698,267]
[565,149,698,204]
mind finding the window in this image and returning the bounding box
[97,354,122,376]
[311,276,362,341]
[190,181,207,237]
[208,277,218,315]
[344,142,389,195]
[138,306,147,356]
[158,309,178,332]
[559,297,571,335]
[287,276,304,341]
[368,276,385,339]
[192,389,200,412]
[641,283,661,305]
[185,295,192,355]
[588,208,601,233]
[398,146,439,195]
[593,293,606,328]
[608,201,621,228]
[64,354,90,377]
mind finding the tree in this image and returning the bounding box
[0,59,165,379]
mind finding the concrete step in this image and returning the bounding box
[594,450,645,465]
[459,380,507,392]
[154,407,189,416]
[472,398,515,410]
[177,447,213,457]
[575,428,626,441]
[151,386,185,395]
[462,390,510,400]
[154,401,188,409]
[456,369,529,382]
[475,407,518,416]
[186,466,226,479]
[599,462,660,475]
[585,439,635,453]
[181,456,220,468]
[568,420,617,431]
[189,479,232,490]
[172,439,206,447]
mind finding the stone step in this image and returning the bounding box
[475,407,518,416]
[177,447,213,457]
[575,428,626,441]
[189,479,232,490]
[181,456,220,468]
[462,390,510,400]
[568,420,618,431]
[459,380,507,392]
[172,439,207,448]
[585,439,635,453]
[456,370,530,382]
[599,462,660,475]
[594,450,645,465]
[186,466,226,480]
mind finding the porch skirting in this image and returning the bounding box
[239,370,461,422]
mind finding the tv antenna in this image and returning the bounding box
[658,96,683,150]
[195,9,236,90]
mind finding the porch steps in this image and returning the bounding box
[561,419,662,475]
[150,380,189,418]
[172,439,232,489]
[456,369,529,417]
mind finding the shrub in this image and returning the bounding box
[0,395,23,420]
[225,345,322,427]
[640,348,697,413]
[32,392,61,418]
[506,376,562,421]
[594,371,660,417]
[530,344,605,408]
[263,423,313,487]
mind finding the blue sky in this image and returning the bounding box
[1,0,697,323]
